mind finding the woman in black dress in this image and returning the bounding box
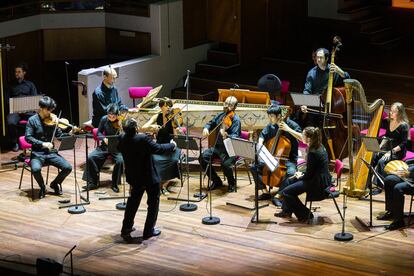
[275,126,331,222]
[142,97,183,195]
[372,102,409,184]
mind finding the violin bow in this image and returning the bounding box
[50,110,63,144]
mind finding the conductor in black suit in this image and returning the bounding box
[118,118,176,241]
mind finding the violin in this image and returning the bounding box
[222,111,235,129]
[165,107,184,128]
[43,113,83,133]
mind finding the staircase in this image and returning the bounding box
[172,43,245,100]
[338,0,402,50]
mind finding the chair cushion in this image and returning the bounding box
[129,86,152,99]
[403,150,414,162]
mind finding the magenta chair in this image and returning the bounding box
[129,86,153,107]
[403,127,414,164]
[18,136,50,200]
[280,80,290,105]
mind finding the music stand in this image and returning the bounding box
[57,135,89,214]
[290,93,322,107]
[224,137,277,223]
[168,134,207,202]
[355,136,387,229]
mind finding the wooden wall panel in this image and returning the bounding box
[105,28,151,58]
[183,0,208,49]
[240,0,267,65]
[207,0,241,46]
[43,28,106,61]
[267,0,308,61]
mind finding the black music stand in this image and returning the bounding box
[168,134,207,202]
[224,137,277,223]
[57,135,90,214]
[355,136,387,229]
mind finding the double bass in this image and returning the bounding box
[262,107,291,188]
[321,36,349,160]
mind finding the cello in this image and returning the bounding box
[262,106,291,188]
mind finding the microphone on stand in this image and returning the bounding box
[64,61,73,123]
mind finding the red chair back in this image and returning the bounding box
[335,159,344,179]
[128,86,152,99]
[19,136,31,150]
[241,131,249,140]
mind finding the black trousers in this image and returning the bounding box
[199,146,236,186]
[31,152,72,188]
[122,182,160,237]
[384,175,414,222]
[84,147,123,187]
[7,112,33,144]
[281,180,310,220]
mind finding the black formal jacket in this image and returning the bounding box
[300,145,331,201]
[118,133,175,186]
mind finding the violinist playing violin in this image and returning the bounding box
[141,97,183,195]
[199,96,241,193]
[83,103,124,192]
[25,96,73,199]
[252,104,302,207]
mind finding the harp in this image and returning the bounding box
[343,79,385,198]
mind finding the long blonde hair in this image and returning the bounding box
[390,102,409,124]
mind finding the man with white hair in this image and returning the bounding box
[92,66,127,127]
[199,96,241,193]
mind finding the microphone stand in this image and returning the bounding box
[179,70,197,212]
[334,188,353,241]
[202,121,221,225]
[64,62,73,124]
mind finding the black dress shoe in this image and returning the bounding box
[39,186,46,199]
[258,193,271,200]
[228,184,236,193]
[50,182,63,195]
[274,211,292,218]
[272,198,283,207]
[208,181,223,191]
[385,220,405,231]
[143,228,161,240]
[82,183,98,191]
[377,211,393,221]
[111,185,120,193]
[298,212,314,223]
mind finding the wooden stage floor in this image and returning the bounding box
[0,139,414,275]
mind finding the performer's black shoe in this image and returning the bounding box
[143,228,161,240]
[82,183,98,191]
[208,181,223,191]
[274,211,292,218]
[228,184,236,193]
[272,198,283,207]
[385,220,405,231]
[50,182,63,195]
[258,193,271,200]
[111,185,120,193]
[120,227,137,243]
[39,185,46,199]
[377,211,393,220]
[298,212,313,223]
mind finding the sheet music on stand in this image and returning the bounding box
[290,92,322,107]
[224,137,278,172]
[362,136,388,153]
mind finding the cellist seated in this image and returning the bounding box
[250,104,302,207]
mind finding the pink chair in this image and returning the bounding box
[18,136,50,200]
[360,111,388,138]
[333,159,344,191]
[280,80,290,105]
[129,86,152,107]
[403,128,414,164]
